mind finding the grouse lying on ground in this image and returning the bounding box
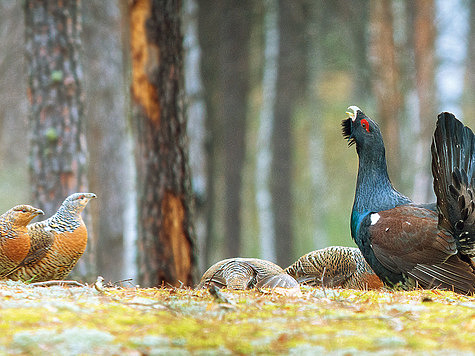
[0,205,44,278]
[343,107,475,294]
[197,258,299,290]
[6,193,96,282]
[285,246,383,290]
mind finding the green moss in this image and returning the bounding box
[0,283,474,353]
[50,70,63,83]
[45,127,59,143]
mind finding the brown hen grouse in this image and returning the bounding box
[0,205,44,278]
[197,258,299,290]
[6,193,96,282]
[285,246,383,290]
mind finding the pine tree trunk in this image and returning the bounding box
[25,0,95,280]
[129,0,197,287]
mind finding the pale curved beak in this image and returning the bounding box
[346,105,361,121]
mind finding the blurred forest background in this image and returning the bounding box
[0,0,474,286]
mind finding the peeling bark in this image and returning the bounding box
[129,0,197,287]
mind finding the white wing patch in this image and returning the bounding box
[370,213,380,225]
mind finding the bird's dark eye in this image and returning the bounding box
[361,119,370,133]
[22,209,27,213]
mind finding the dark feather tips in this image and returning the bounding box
[341,118,355,146]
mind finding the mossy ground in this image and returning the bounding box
[0,280,474,355]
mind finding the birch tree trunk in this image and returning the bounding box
[256,0,279,262]
[183,0,207,273]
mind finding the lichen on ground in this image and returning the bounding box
[0,280,474,355]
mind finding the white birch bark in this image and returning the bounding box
[183,0,207,272]
[256,0,279,261]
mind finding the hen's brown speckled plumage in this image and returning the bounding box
[285,246,383,290]
[0,205,44,278]
[197,258,299,290]
[6,193,96,282]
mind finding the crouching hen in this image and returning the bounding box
[343,107,475,294]
[285,246,383,289]
[6,193,96,282]
[0,205,44,278]
[197,258,299,290]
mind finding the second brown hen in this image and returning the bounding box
[285,246,383,290]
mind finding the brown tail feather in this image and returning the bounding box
[409,255,475,294]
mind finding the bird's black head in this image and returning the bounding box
[342,106,384,155]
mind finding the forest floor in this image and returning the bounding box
[0,279,474,355]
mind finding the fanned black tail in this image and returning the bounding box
[431,112,475,257]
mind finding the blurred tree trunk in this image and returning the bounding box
[343,0,371,103]
[411,0,436,203]
[197,0,223,267]
[272,0,306,267]
[197,1,251,263]
[464,0,475,120]
[25,0,96,280]
[0,2,29,171]
[83,1,135,283]
[220,0,251,259]
[0,2,29,212]
[256,0,279,262]
[184,0,207,273]
[305,0,328,250]
[129,0,197,287]
[369,0,403,186]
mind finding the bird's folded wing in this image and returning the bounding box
[368,206,457,274]
[16,227,54,268]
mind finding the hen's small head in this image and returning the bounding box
[62,192,97,213]
[4,205,44,226]
[342,106,384,153]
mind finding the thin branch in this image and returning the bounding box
[28,280,86,288]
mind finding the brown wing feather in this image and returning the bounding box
[13,226,54,269]
[369,206,457,274]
